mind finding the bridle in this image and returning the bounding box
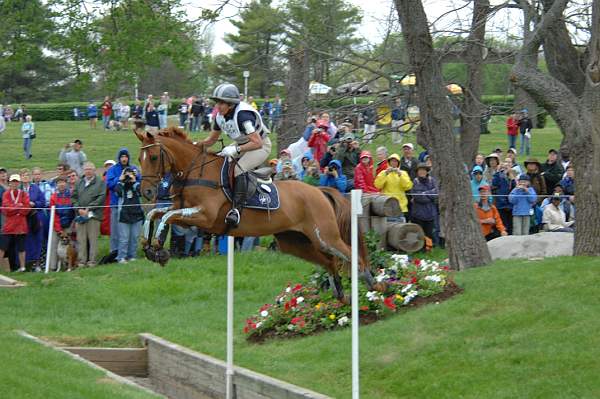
[140,140,222,206]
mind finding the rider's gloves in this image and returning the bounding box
[219,144,239,158]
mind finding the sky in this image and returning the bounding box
[184,0,512,55]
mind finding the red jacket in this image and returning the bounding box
[307,130,330,165]
[101,101,112,116]
[1,189,30,234]
[354,151,379,193]
[506,117,519,136]
[101,174,111,236]
[376,159,388,176]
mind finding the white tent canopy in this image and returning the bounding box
[309,81,332,95]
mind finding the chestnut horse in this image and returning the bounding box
[135,127,381,300]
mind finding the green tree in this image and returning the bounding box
[216,0,285,97]
[0,0,67,102]
[286,0,362,83]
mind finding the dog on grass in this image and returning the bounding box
[56,231,78,272]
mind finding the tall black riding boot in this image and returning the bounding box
[225,173,248,226]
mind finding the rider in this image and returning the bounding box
[200,83,271,226]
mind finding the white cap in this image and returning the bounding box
[104,159,116,167]
[402,143,414,150]
[9,174,21,182]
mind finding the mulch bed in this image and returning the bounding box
[248,282,463,344]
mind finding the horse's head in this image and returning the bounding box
[135,128,168,201]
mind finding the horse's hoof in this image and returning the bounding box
[144,246,156,262]
[156,249,170,267]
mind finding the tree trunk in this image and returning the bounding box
[511,0,600,255]
[460,0,490,163]
[278,46,310,152]
[394,0,492,270]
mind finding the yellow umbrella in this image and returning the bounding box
[446,83,463,95]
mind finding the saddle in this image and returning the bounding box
[221,160,280,211]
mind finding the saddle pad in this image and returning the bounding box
[221,159,280,211]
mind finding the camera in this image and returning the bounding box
[311,117,317,123]
[123,167,135,182]
[327,166,335,173]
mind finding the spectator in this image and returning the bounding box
[143,94,155,117]
[302,115,318,141]
[375,146,388,175]
[542,193,574,232]
[483,153,500,183]
[101,160,116,236]
[475,185,507,241]
[541,149,564,195]
[506,113,519,149]
[353,150,378,193]
[506,148,523,175]
[0,167,8,190]
[20,168,45,271]
[113,99,123,123]
[470,166,488,202]
[509,174,537,236]
[157,96,169,129]
[115,166,144,264]
[400,143,418,181]
[518,109,533,156]
[145,102,160,133]
[261,95,272,126]
[473,153,486,170]
[410,163,438,240]
[302,161,321,186]
[362,101,377,144]
[120,102,130,129]
[101,96,112,130]
[560,148,570,171]
[106,148,140,254]
[319,112,338,139]
[524,158,547,204]
[59,139,87,176]
[492,161,517,234]
[31,167,53,205]
[319,144,337,171]
[67,170,78,193]
[560,165,575,195]
[295,151,313,180]
[71,162,106,267]
[391,98,405,144]
[248,96,258,110]
[276,149,293,173]
[0,174,30,272]
[335,133,360,191]
[87,101,98,129]
[190,97,204,132]
[275,160,298,181]
[178,98,189,129]
[48,176,75,270]
[22,115,35,160]
[307,120,330,165]
[132,99,144,119]
[374,154,413,219]
[541,185,575,222]
[272,94,282,131]
[268,159,278,177]
[319,160,347,193]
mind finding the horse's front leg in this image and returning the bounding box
[142,206,171,244]
[151,207,205,266]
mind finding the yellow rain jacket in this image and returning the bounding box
[374,153,413,212]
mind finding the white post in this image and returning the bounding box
[243,70,250,100]
[350,189,363,399]
[225,235,235,399]
[45,206,56,274]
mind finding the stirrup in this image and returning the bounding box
[225,208,241,226]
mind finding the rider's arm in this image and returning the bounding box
[238,132,263,152]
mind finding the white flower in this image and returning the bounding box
[256,322,263,328]
[392,254,409,263]
[285,286,291,293]
[375,272,388,283]
[287,324,295,331]
[424,275,442,283]
[260,310,269,317]
[297,296,304,304]
[389,264,398,272]
[366,291,380,302]
[338,316,349,326]
[403,290,418,305]
[401,284,413,294]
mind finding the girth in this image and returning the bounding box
[172,179,219,190]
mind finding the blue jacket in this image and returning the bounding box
[491,171,515,210]
[302,124,315,141]
[560,176,575,195]
[106,147,140,205]
[295,150,313,180]
[319,160,347,193]
[508,186,537,216]
[410,176,438,221]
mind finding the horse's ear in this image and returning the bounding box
[133,128,145,142]
[147,131,154,140]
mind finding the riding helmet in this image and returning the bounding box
[210,83,241,104]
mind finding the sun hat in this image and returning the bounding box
[402,143,414,150]
[9,174,21,182]
[104,159,116,167]
[341,132,355,141]
[478,185,491,192]
[518,174,530,181]
[416,162,430,172]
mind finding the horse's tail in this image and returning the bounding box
[319,187,369,271]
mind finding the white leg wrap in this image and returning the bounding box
[155,207,200,240]
[143,207,171,240]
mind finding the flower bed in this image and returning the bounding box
[244,255,461,342]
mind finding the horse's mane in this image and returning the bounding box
[157,127,193,144]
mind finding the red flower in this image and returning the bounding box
[290,297,298,307]
[383,296,397,311]
[284,301,291,311]
[414,258,421,267]
[410,277,417,284]
[291,316,305,328]
[360,306,369,311]
[442,266,450,271]
[292,284,303,293]
[243,326,250,333]
[259,304,271,312]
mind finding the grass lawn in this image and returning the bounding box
[0,116,562,173]
[2,253,600,398]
